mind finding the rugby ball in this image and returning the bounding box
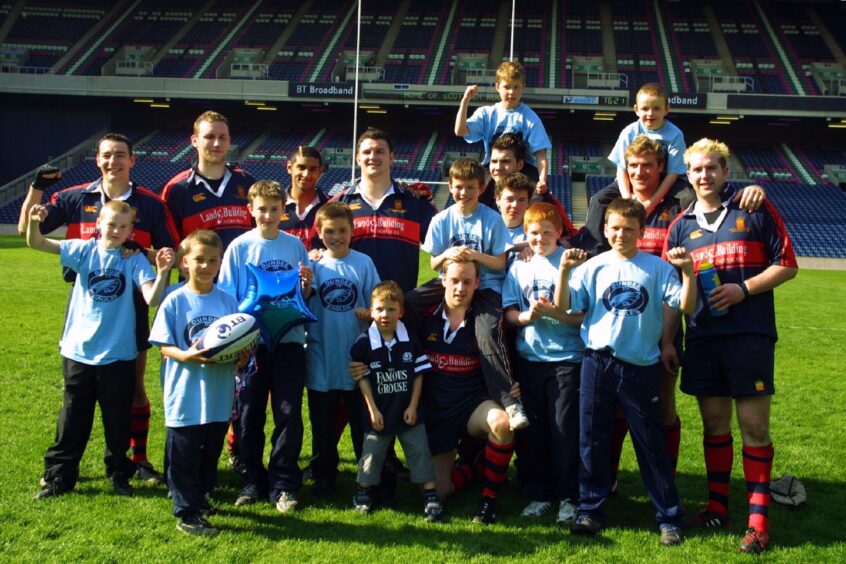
[200,313,260,363]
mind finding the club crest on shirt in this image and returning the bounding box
[392,200,406,214]
[449,233,482,252]
[235,186,248,200]
[524,279,555,303]
[402,351,413,363]
[602,281,649,316]
[730,216,751,233]
[259,260,294,272]
[184,315,217,344]
[87,269,126,302]
[84,205,98,214]
[319,278,358,312]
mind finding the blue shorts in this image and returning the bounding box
[681,335,775,397]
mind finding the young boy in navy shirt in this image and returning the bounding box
[556,199,695,546]
[27,200,173,499]
[502,203,584,525]
[307,202,380,497]
[349,281,443,521]
[218,180,314,513]
[150,229,244,536]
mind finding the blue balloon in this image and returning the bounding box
[237,263,317,348]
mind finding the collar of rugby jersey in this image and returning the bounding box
[352,181,396,210]
[188,166,232,198]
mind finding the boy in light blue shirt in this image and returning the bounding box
[412,157,528,431]
[150,229,243,536]
[455,61,551,193]
[502,203,584,525]
[27,200,172,500]
[306,202,380,496]
[608,83,687,215]
[218,180,313,513]
[556,198,695,546]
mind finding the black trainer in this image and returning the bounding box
[111,475,134,497]
[34,478,67,500]
[353,487,373,514]
[177,513,219,537]
[472,496,497,524]
[571,514,603,535]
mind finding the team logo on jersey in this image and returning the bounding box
[370,361,382,369]
[279,213,290,222]
[319,278,358,312]
[193,193,207,202]
[689,230,703,240]
[602,281,649,316]
[659,210,670,221]
[131,207,140,224]
[184,315,218,344]
[524,279,554,303]
[349,202,362,210]
[730,217,750,233]
[426,332,438,342]
[87,269,126,302]
[84,205,98,214]
[392,200,406,214]
[755,379,765,392]
[449,233,482,252]
[402,351,413,362]
[259,260,294,272]
[235,186,248,200]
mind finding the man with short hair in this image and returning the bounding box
[17,133,178,483]
[161,111,256,251]
[664,138,797,554]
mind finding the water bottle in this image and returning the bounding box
[698,260,727,317]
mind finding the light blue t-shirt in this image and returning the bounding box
[569,250,681,366]
[506,224,527,247]
[218,229,310,344]
[60,238,155,365]
[502,247,584,363]
[306,250,380,392]
[422,204,508,292]
[608,120,687,175]
[464,103,552,166]
[149,285,239,427]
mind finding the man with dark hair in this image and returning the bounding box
[17,132,179,484]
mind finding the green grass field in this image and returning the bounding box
[1,234,844,563]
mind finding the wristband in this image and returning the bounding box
[738,281,750,299]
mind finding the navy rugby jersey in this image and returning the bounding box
[663,194,797,342]
[350,321,432,435]
[42,180,179,250]
[418,304,487,421]
[279,188,330,250]
[574,179,693,257]
[333,183,436,293]
[161,164,255,250]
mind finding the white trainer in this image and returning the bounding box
[521,500,553,517]
[505,403,530,430]
[557,499,578,526]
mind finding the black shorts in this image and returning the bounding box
[425,399,483,456]
[681,335,775,398]
[134,289,152,352]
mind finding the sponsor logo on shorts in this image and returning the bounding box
[602,281,649,316]
[755,379,765,392]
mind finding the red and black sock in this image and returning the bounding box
[703,432,733,516]
[481,440,514,499]
[609,417,629,483]
[226,423,238,455]
[450,462,474,494]
[743,443,773,535]
[129,401,151,464]
[664,417,681,475]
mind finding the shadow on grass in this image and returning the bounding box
[607,469,844,549]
